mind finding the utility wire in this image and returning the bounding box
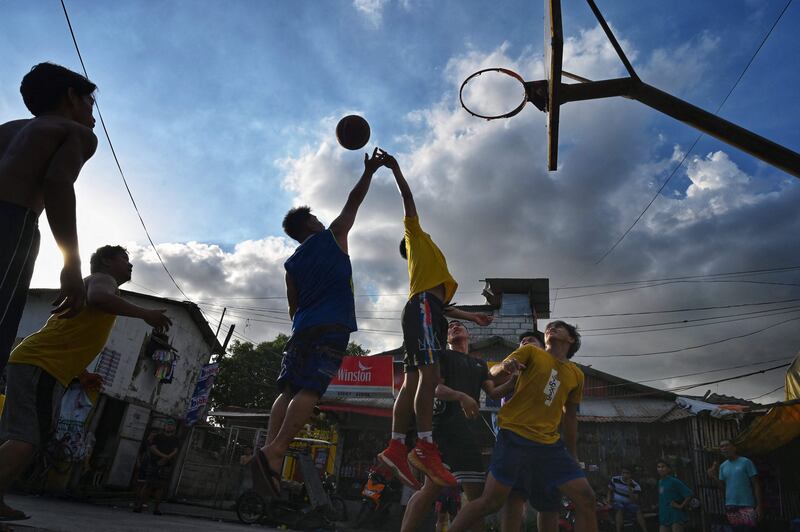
[60,0,191,301]
[578,315,800,358]
[609,362,791,397]
[584,355,795,390]
[595,0,795,265]
[746,384,785,401]
[555,297,800,319]
[556,265,800,290]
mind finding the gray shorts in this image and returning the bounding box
[0,363,64,448]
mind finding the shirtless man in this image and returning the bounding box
[0,62,98,375]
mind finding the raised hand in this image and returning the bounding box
[363,147,388,175]
[144,309,172,332]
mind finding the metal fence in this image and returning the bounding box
[173,425,264,508]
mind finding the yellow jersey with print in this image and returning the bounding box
[10,294,117,388]
[497,345,584,444]
[404,216,457,303]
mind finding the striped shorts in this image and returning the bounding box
[401,291,447,370]
[0,201,40,377]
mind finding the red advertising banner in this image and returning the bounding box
[324,355,395,398]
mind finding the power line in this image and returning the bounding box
[555,278,800,302]
[663,363,790,394]
[578,315,800,358]
[585,355,795,390]
[556,265,800,290]
[60,0,191,302]
[580,307,800,337]
[607,362,791,398]
[747,384,785,401]
[594,0,795,265]
[554,297,800,319]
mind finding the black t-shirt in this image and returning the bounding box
[433,349,489,430]
[152,433,179,457]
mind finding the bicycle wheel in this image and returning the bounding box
[237,490,266,524]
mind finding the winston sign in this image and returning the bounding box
[324,355,395,399]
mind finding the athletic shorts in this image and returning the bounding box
[0,363,64,448]
[726,506,757,529]
[434,420,485,485]
[402,291,447,370]
[0,201,40,377]
[277,327,349,396]
[490,429,585,512]
[613,501,640,513]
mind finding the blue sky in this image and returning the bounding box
[2,0,799,401]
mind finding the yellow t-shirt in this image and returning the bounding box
[404,216,457,303]
[10,303,117,388]
[497,345,584,444]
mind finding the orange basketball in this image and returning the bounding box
[336,115,371,150]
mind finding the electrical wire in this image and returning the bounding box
[594,0,795,264]
[578,315,800,358]
[60,0,191,301]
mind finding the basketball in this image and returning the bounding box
[336,115,371,150]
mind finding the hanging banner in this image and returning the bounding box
[324,355,394,399]
[185,361,220,426]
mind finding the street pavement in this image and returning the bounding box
[4,494,284,532]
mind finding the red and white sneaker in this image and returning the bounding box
[377,440,422,490]
[408,439,456,487]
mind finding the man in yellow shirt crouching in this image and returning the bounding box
[0,245,171,521]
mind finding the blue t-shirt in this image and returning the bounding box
[658,475,692,525]
[284,230,357,334]
[719,456,757,507]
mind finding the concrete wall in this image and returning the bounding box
[463,313,535,344]
[15,290,214,418]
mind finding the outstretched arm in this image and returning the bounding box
[86,274,172,332]
[443,307,493,326]
[329,148,386,253]
[384,153,416,218]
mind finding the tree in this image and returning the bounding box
[210,334,369,410]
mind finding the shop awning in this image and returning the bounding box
[736,353,800,454]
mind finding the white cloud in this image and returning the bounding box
[353,0,390,27]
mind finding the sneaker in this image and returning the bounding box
[408,440,456,487]
[377,440,421,490]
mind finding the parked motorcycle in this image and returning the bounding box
[353,464,395,529]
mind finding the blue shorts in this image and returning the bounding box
[277,328,349,396]
[490,429,585,512]
[613,501,640,513]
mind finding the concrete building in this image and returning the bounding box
[14,288,221,493]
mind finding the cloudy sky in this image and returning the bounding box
[2,0,798,402]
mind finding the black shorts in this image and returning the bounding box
[402,291,447,370]
[0,201,40,376]
[434,419,485,485]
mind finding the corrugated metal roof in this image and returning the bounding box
[578,397,692,423]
